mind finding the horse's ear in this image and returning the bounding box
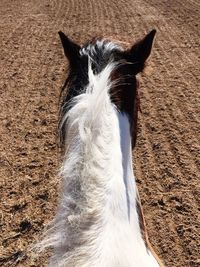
[126,29,156,74]
[58,31,80,64]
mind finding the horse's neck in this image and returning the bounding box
[52,110,159,267]
[94,113,159,267]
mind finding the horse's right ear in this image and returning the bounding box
[125,29,156,74]
[58,31,80,64]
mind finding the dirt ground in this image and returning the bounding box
[0,0,199,266]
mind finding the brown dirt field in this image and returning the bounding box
[0,0,199,266]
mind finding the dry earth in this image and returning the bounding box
[0,0,199,266]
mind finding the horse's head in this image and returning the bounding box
[58,30,156,148]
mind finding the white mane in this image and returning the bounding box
[35,61,160,267]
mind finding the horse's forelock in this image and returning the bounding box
[58,38,140,150]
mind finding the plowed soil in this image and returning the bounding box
[0,0,199,266]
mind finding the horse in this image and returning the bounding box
[36,29,164,267]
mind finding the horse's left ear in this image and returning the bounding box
[125,29,156,74]
[58,31,81,65]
